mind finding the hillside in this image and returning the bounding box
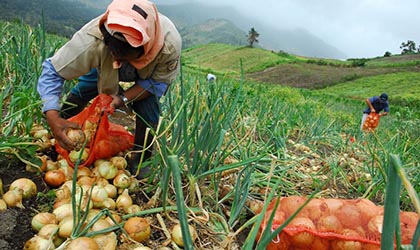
[0,0,348,59]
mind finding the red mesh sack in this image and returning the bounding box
[55,94,134,167]
[363,113,380,130]
[257,196,419,250]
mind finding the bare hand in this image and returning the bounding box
[110,94,125,109]
[45,110,81,151]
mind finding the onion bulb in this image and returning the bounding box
[287,217,315,248]
[367,215,383,241]
[31,212,58,232]
[53,203,73,221]
[93,232,117,250]
[0,199,6,211]
[96,160,118,180]
[317,215,342,233]
[335,204,361,229]
[280,196,307,217]
[171,223,198,247]
[331,228,362,250]
[3,189,24,208]
[104,184,118,198]
[109,156,127,170]
[38,224,63,247]
[58,216,74,238]
[116,189,132,211]
[9,178,37,199]
[66,128,85,151]
[69,148,89,163]
[23,235,55,250]
[113,172,131,189]
[124,217,151,243]
[66,237,99,250]
[44,170,66,187]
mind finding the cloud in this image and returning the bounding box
[187,0,420,58]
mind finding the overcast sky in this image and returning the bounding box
[181,0,420,58]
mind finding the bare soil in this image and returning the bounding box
[246,62,419,89]
[0,158,48,250]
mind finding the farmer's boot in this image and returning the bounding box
[60,93,89,119]
[129,119,157,179]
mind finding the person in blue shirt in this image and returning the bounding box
[360,93,389,130]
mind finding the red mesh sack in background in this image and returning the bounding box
[257,196,419,250]
[363,112,380,130]
[55,94,134,167]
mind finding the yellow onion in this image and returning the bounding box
[53,203,73,221]
[90,219,112,233]
[109,156,127,170]
[58,216,74,238]
[125,204,142,214]
[105,212,122,226]
[0,199,7,211]
[113,172,131,189]
[317,214,343,233]
[3,188,24,208]
[77,166,92,179]
[38,224,64,247]
[31,212,58,232]
[90,185,108,203]
[97,160,118,180]
[331,228,362,250]
[116,189,132,211]
[69,148,89,164]
[66,237,99,250]
[44,170,66,188]
[77,176,95,186]
[171,223,198,247]
[93,232,117,250]
[287,217,316,248]
[97,197,116,210]
[44,159,59,171]
[23,235,55,250]
[66,128,85,151]
[9,178,37,199]
[124,217,151,243]
[104,184,118,199]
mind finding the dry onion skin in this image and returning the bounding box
[124,217,151,243]
[9,178,37,199]
[44,170,66,188]
[66,237,99,250]
[66,128,85,151]
[171,223,198,248]
[31,212,58,232]
[3,188,24,208]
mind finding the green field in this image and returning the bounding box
[1,21,419,249]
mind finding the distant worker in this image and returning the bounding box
[207,73,216,82]
[360,93,389,130]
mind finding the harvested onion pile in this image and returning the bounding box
[363,113,380,130]
[258,196,419,250]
